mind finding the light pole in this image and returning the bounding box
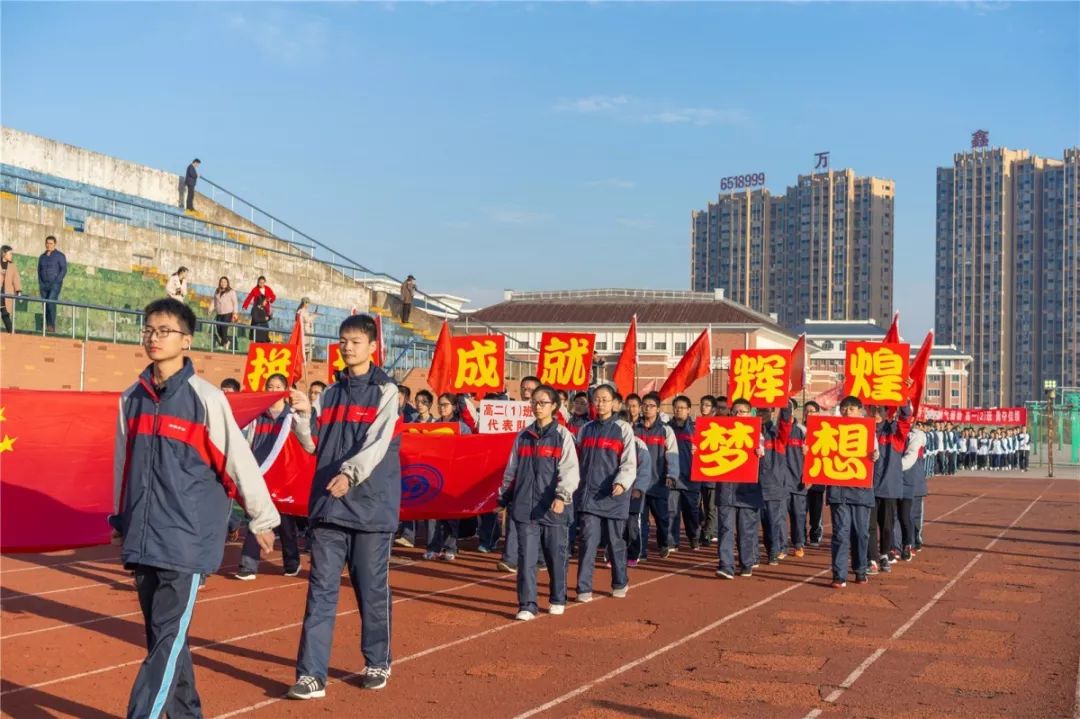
[1043,379,1057,478]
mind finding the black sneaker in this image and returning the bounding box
[739,567,753,577]
[879,557,892,573]
[901,546,912,562]
[234,571,256,581]
[855,574,869,584]
[283,567,301,577]
[287,676,326,700]
[360,666,390,690]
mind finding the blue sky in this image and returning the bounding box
[2,2,1077,339]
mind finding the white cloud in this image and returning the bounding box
[554,95,631,114]
[226,9,329,64]
[587,178,636,189]
[488,207,550,226]
[641,107,750,127]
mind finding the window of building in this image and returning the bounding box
[595,341,608,351]
[614,342,624,351]
[638,342,647,350]
[674,342,688,355]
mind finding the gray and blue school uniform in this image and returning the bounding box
[626,437,654,558]
[291,366,401,681]
[759,408,793,560]
[868,408,911,565]
[892,427,926,553]
[575,416,636,595]
[499,420,581,614]
[715,436,764,575]
[826,440,876,583]
[667,418,701,548]
[427,419,473,555]
[785,420,809,551]
[634,420,679,558]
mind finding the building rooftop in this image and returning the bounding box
[468,288,790,334]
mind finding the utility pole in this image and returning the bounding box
[1044,379,1057,478]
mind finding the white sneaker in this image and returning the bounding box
[515,610,537,621]
[549,604,565,615]
[576,592,593,603]
[612,585,628,598]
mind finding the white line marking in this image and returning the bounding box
[0,557,122,575]
[0,562,237,601]
[212,558,717,718]
[507,490,990,719]
[0,559,459,697]
[801,484,1051,719]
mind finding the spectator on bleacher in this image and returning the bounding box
[36,236,67,334]
[212,276,240,348]
[242,276,277,319]
[166,267,189,302]
[250,294,271,343]
[296,298,317,361]
[1,245,23,334]
[185,159,200,211]
[400,275,416,324]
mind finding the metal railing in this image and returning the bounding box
[0,292,432,368]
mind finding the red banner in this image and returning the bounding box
[916,406,1028,426]
[402,422,460,435]
[243,343,301,391]
[537,332,595,391]
[0,389,516,550]
[728,349,792,408]
[449,335,506,394]
[690,416,761,483]
[0,389,283,552]
[327,343,345,383]
[803,416,875,488]
[843,341,910,407]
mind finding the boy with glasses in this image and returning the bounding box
[633,392,679,560]
[113,298,280,716]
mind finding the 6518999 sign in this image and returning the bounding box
[720,172,766,191]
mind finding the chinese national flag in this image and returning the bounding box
[428,320,453,395]
[0,389,283,552]
[612,316,637,398]
[789,333,807,395]
[883,311,901,344]
[908,330,934,416]
[659,328,711,399]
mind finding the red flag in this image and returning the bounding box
[285,315,305,385]
[883,311,900,344]
[908,331,934,415]
[639,378,658,395]
[0,389,283,552]
[789,333,807,395]
[659,328,711,399]
[397,433,516,520]
[373,314,386,367]
[612,315,637,398]
[428,320,453,395]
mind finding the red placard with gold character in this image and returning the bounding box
[403,422,460,435]
[843,341,910,407]
[803,416,875,488]
[243,343,299,392]
[327,343,346,384]
[537,332,595,391]
[450,335,505,394]
[690,416,761,483]
[727,349,792,408]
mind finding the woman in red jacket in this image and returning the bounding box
[242,275,277,319]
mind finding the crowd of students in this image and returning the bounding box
[921,423,1031,474]
[119,301,1018,713]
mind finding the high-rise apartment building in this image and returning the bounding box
[691,169,895,329]
[935,146,1079,407]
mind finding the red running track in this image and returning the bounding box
[1,474,1077,718]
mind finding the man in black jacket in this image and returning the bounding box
[184,159,200,211]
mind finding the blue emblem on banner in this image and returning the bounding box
[401,463,444,508]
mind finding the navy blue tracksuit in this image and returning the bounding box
[575,416,636,595]
[716,462,764,575]
[113,359,280,717]
[667,419,701,548]
[827,467,874,582]
[291,366,402,680]
[634,420,679,558]
[868,407,912,565]
[626,438,654,558]
[786,421,809,551]
[500,420,581,614]
[759,409,792,560]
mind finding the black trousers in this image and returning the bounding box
[128,565,203,718]
[897,498,914,548]
[867,497,896,562]
[807,490,825,543]
[401,302,412,324]
[186,184,196,210]
[1,307,11,333]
